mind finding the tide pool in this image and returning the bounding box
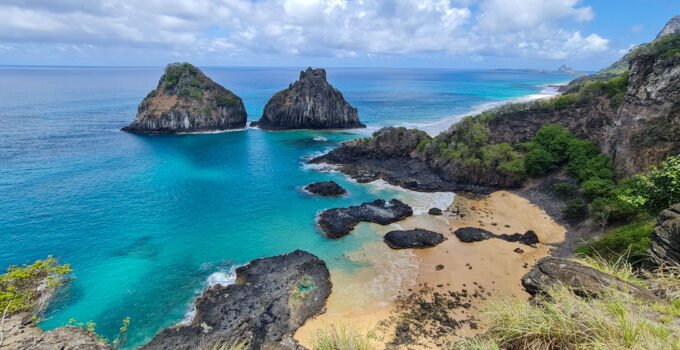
[0,66,570,346]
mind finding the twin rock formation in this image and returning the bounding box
[123,64,363,134]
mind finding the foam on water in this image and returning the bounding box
[364,179,455,215]
[180,266,239,325]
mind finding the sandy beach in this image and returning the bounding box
[295,189,566,349]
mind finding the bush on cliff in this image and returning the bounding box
[576,218,655,263]
[0,256,72,316]
[620,155,680,214]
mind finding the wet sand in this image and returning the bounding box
[295,190,566,349]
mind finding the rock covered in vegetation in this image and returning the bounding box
[649,203,680,266]
[454,227,539,246]
[122,62,246,134]
[522,257,655,300]
[142,250,331,350]
[304,180,347,196]
[254,68,364,130]
[317,199,413,238]
[383,229,446,249]
[657,15,680,39]
[311,127,495,192]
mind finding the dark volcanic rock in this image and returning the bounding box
[317,199,413,238]
[142,250,331,350]
[649,203,680,266]
[255,68,364,130]
[304,180,347,196]
[428,207,443,215]
[123,63,246,134]
[384,229,446,249]
[454,227,493,243]
[311,127,494,193]
[454,227,540,246]
[522,257,655,300]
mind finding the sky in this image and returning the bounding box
[0,0,678,70]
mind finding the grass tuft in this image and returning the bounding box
[313,324,374,350]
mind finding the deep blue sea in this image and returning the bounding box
[0,66,570,347]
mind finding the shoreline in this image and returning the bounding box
[294,187,567,349]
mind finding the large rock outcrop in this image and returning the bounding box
[521,257,655,300]
[383,229,446,249]
[649,203,680,266]
[304,180,347,196]
[454,227,539,246]
[657,15,680,39]
[142,250,331,350]
[123,63,247,134]
[311,127,494,192]
[317,199,413,238]
[254,68,364,130]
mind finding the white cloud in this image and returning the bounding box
[0,0,610,62]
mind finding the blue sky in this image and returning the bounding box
[0,0,677,70]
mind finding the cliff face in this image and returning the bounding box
[255,68,365,130]
[123,63,247,134]
[657,15,680,39]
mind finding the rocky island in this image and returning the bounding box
[122,62,247,134]
[253,68,365,130]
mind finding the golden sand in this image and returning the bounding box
[294,190,566,349]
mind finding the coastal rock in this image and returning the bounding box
[317,199,413,238]
[383,229,446,249]
[142,250,331,350]
[454,227,540,246]
[428,207,443,215]
[311,127,494,192]
[122,62,246,134]
[304,180,347,196]
[18,325,113,350]
[254,68,364,130]
[649,203,680,266]
[521,257,655,300]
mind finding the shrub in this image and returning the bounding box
[581,178,615,198]
[575,218,655,263]
[531,124,573,162]
[620,155,680,214]
[563,199,587,219]
[525,148,557,176]
[552,182,579,198]
[0,256,72,316]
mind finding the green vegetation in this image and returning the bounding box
[576,218,655,263]
[620,155,680,214]
[290,275,315,306]
[0,256,71,317]
[215,92,239,107]
[313,324,374,350]
[452,256,680,350]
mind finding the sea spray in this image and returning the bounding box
[180,266,239,325]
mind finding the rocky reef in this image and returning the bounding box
[649,203,680,266]
[522,257,655,300]
[317,199,413,238]
[383,229,446,249]
[454,227,539,246]
[122,62,247,134]
[304,180,347,196]
[254,68,364,130]
[311,127,495,192]
[15,324,112,350]
[142,250,331,350]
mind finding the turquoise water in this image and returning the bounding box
[0,66,570,346]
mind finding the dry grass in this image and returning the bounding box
[312,324,375,350]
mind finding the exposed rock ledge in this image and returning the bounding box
[123,62,247,134]
[253,68,365,130]
[141,250,331,350]
[317,199,413,238]
[384,229,446,249]
[648,203,680,267]
[454,227,539,247]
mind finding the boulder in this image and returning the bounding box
[428,207,443,215]
[454,227,540,246]
[384,229,446,249]
[123,62,246,134]
[254,68,364,130]
[317,199,413,238]
[304,180,347,196]
[141,250,331,350]
[521,257,655,300]
[649,203,680,266]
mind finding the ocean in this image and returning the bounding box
[0,66,570,346]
